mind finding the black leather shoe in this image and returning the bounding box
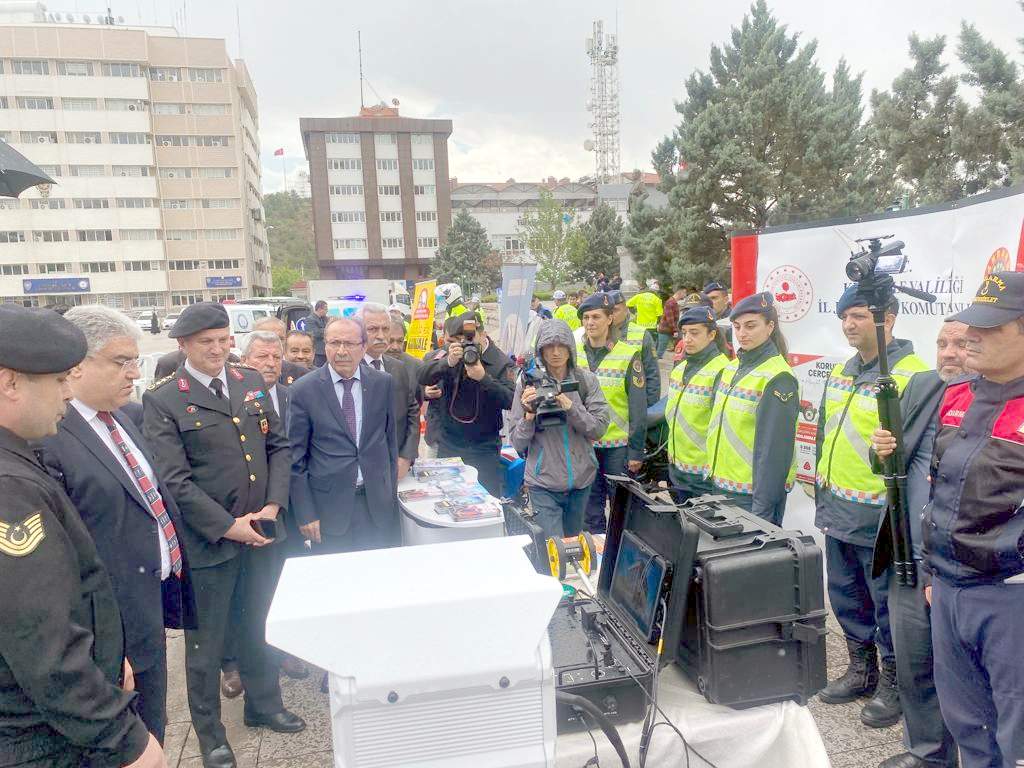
[878,753,929,768]
[861,660,901,728]
[201,744,236,768]
[243,709,306,733]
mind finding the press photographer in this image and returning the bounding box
[509,319,610,540]
[419,310,515,496]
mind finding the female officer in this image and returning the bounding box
[705,292,798,526]
[665,305,730,502]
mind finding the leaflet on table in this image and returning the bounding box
[398,481,489,503]
[411,467,463,480]
[434,499,502,522]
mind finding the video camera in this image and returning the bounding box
[524,362,579,430]
[846,235,909,282]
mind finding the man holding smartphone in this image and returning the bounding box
[143,303,304,768]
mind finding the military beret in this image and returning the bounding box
[168,302,230,339]
[949,271,1024,328]
[679,305,718,327]
[0,305,87,373]
[702,281,727,294]
[606,290,626,306]
[836,284,898,316]
[730,291,775,320]
[577,292,614,318]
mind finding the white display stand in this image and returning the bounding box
[398,464,505,545]
[267,536,564,768]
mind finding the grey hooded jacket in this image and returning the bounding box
[509,319,611,492]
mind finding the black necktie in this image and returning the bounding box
[209,378,224,399]
[371,359,382,371]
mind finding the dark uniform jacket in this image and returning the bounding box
[37,406,198,675]
[142,363,291,569]
[582,338,648,461]
[375,355,420,462]
[300,313,326,359]
[923,375,1024,586]
[617,319,661,407]
[281,359,310,385]
[0,427,148,767]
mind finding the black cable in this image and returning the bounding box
[556,691,631,768]
[577,709,601,767]
[624,670,720,768]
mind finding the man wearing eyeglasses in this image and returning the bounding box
[36,305,196,746]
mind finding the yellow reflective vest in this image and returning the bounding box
[626,291,663,329]
[706,352,796,494]
[576,333,635,448]
[816,352,929,504]
[553,302,580,330]
[666,350,730,477]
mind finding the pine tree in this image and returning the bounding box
[431,209,500,296]
[577,201,624,281]
[518,189,587,288]
[627,1,875,288]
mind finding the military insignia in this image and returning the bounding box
[760,294,768,308]
[632,374,644,388]
[0,513,45,557]
[259,415,269,435]
[773,390,794,402]
[632,358,643,375]
[177,377,190,393]
[243,390,265,402]
[229,367,244,381]
[148,374,174,391]
[185,405,198,414]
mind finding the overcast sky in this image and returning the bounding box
[144,0,1022,191]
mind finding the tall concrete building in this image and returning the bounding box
[0,4,270,312]
[300,106,452,281]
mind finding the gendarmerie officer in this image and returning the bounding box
[876,273,1024,768]
[143,303,304,768]
[0,306,164,768]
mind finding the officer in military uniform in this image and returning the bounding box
[0,305,164,768]
[608,290,660,406]
[875,272,1024,768]
[815,286,929,728]
[143,303,304,768]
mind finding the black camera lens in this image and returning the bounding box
[463,343,480,365]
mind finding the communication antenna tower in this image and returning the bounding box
[585,20,620,183]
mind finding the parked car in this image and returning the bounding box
[162,312,180,330]
[133,310,159,333]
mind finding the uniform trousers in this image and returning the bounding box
[825,536,894,664]
[887,570,956,766]
[584,446,627,534]
[931,578,1024,768]
[667,466,715,504]
[185,543,284,754]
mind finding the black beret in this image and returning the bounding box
[168,302,230,339]
[702,281,727,294]
[730,291,775,320]
[679,305,717,326]
[606,290,626,306]
[577,292,614,318]
[0,305,87,373]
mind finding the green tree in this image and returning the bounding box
[577,201,623,281]
[519,189,587,288]
[271,264,302,296]
[628,1,876,288]
[264,191,318,277]
[431,209,500,296]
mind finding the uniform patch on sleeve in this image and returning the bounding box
[773,390,794,402]
[0,513,45,557]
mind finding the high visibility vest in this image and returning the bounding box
[445,300,468,318]
[666,352,730,477]
[553,303,580,330]
[624,322,647,345]
[706,353,796,495]
[816,353,929,504]
[627,292,663,329]
[576,336,636,448]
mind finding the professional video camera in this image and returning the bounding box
[461,317,481,366]
[845,235,935,588]
[523,362,579,430]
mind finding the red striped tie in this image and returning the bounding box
[97,411,183,578]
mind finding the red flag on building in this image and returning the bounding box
[273,147,284,156]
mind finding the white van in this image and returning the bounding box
[224,303,274,355]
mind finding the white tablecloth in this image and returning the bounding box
[556,664,828,768]
[398,465,505,545]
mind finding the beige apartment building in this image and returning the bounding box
[300,106,453,281]
[0,6,270,313]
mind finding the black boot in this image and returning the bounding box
[861,659,901,728]
[818,638,878,704]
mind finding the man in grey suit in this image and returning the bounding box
[288,316,399,553]
[357,303,419,479]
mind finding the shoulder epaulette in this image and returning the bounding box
[228,362,258,372]
[147,374,175,391]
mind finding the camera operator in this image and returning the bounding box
[419,311,515,496]
[509,320,610,540]
[576,293,648,534]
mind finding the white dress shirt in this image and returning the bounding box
[71,400,171,579]
[363,353,384,371]
[184,360,230,396]
[329,365,363,485]
[269,384,280,416]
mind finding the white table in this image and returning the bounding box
[398,465,506,545]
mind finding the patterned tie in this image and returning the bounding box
[371,359,382,371]
[209,377,224,399]
[96,412,183,578]
[339,378,357,439]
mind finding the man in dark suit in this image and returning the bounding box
[288,316,399,553]
[252,317,310,385]
[300,300,328,368]
[143,303,304,768]
[358,304,419,479]
[37,305,196,744]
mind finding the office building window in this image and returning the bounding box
[65,132,102,144]
[62,97,98,111]
[81,261,116,273]
[168,260,201,271]
[29,199,66,210]
[380,211,402,223]
[105,98,148,112]
[209,259,240,268]
[39,263,69,273]
[33,231,70,243]
[505,236,524,252]
[124,261,154,271]
[0,97,6,109]
[16,96,53,110]
[329,185,363,195]
[162,199,191,210]
[156,135,189,147]
[333,238,367,249]
[202,198,239,208]
[21,131,58,144]
[413,184,436,195]
[149,67,181,82]
[415,211,438,222]
[378,185,400,196]
[375,133,397,146]
[113,166,153,178]
[120,230,160,241]
[165,230,198,241]
[328,158,362,170]
[376,159,399,171]
[130,292,164,309]
[12,60,49,75]
[77,230,113,242]
[0,232,25,244]
[198,167,232,179]
[192,103,230,115]
[102,62,143,77]
[0,264,28,275]
[412,159,435,171]
[326,133,360,143]
[411,133,433,145]
[171,291,204,306]
[57,61,93,76]
[73,198,110,210]
[117,198,156,208]
[159,167,192,179]
[189,68,224,83]
[331,211,366,223]
[153,102,185,115]
[37,165,61,178]
[417,237,439,248]
[193,136,230,147]
[109,132,151,145]
[203,229,240,240]
[69,165,105,177]
[381,237,404,249]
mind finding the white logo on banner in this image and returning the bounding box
[763,265,814,322]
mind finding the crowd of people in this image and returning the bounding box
[1,268,1022,768]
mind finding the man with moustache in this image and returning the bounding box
[285,330,316,370]
[251,317,310,384]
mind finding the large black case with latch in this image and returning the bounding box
[605,481,827,709]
